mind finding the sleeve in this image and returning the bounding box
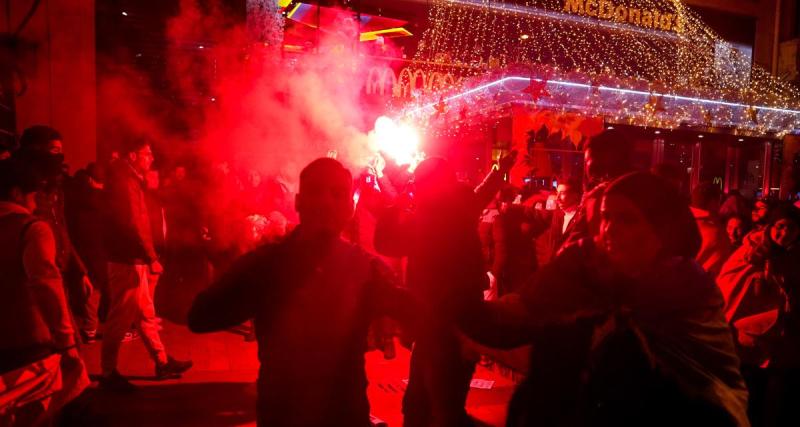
[458,243,601,349]
[366,259,419,333]
[474,169,505,210]
[188,249,265,332]
[125,178,158,263]
[457,293,537,349]
[23,221,76,349]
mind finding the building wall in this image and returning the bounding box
[686,0,780,71]
[1,0,96,170]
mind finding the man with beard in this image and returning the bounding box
[100,139,192,391]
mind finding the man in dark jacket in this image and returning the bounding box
[188,158,416,427]
[66,163,109,341]
[375,155,515,427]
[562,129,634,246]
[100,139,191,391]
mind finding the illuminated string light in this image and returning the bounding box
[410,0,800,135]
[408,76,800,117]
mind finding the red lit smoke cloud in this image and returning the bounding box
[98,0,390,191]
[166,0,380,189]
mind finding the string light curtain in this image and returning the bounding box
[411,0,800,135]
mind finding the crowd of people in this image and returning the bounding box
[1,124,800,427]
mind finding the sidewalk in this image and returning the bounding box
[71,320,513,426]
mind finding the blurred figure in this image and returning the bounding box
[717,203,800,426]
[460,172,748,427]
[726,216,750,250]
[0,133,14,160]
[375,153,516,427]
[690,182,731,277]
[66,163,109,342]
[100,139,192,392]
[0,159,89,425]
[546,178,583,259]
[651,162,687,195]
[490,185,538,296]
[751,199,772,233]
[161,164,207,289]
[14,126,94,341]
[563,130,634,246]
[720,190,750,221]
[241,170,269,216]
[189,158,415,427]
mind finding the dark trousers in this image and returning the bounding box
[402,325,476,427]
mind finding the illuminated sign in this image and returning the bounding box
[366,66,460,98]
[562,0,685,33]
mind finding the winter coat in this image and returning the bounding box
[717,229,800,369]
[460,239,749,427]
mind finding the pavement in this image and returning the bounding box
[64,280,515,426]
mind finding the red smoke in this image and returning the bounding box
[99,0,394,191]
[173,0,381,189]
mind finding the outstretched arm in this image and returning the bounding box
[188,248,268,333]
[458,242,598,349]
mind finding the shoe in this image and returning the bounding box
[155,356,193,379]
[81,329,98,344]
[98,370,138,393]
[122,330,140,343]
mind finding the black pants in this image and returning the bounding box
[402,326,476,427]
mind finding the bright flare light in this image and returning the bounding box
[371,116,424,171]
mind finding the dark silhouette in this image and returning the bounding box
[459,172,748,427]
[376,157,500,427]
[188,158,416,427]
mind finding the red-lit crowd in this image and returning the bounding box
[1,126,799,427]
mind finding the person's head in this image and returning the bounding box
[691,182,722,214]
[0,159,45,212]
[122,138,155,175]
[295,158,353,237]
[248,170,262,188]
[556,177,582,211]
[413,157,457,207]
[767,203,800,249]
[752,199,771,225]
[726,216,748,246]
[584,130,634,189]
[600,172,700,276]
[19,125,63,155]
